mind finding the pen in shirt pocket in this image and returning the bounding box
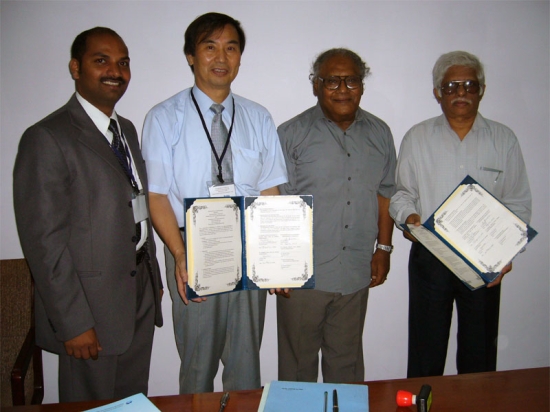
[480,166,503,183]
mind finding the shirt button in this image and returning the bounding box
[348,177,351,181]
[343,246,346,250]
[130,270,137,277]
[347,201,351,205]
[347,153,351,157]
[345,225,349,229]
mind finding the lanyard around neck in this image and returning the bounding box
[190,90,235,183]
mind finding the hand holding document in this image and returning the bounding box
[184,195,314,298]
[403,176,537,290]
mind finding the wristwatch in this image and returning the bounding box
[376,243,394,254]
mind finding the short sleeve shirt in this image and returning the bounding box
[278,104,397,294]
[142,87,288,227]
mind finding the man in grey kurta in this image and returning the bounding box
[277,48,397,382]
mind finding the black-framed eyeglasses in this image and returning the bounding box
[312,75,363,90]
[439,80,481,95]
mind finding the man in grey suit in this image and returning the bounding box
[13,27,163,402]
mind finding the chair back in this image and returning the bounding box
[0,258,43,406]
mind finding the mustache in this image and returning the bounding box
[451,97,472,104]
[101,76,126,84]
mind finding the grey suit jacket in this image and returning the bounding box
[13,94,163,356]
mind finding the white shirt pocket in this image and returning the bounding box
[232,146,263,193]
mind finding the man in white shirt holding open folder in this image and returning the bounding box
[141,12,287,394]
[390,50,532,378]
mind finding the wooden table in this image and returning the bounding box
[3,367,548,411]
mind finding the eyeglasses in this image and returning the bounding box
[313,75,363,90]
[439,80,481,95]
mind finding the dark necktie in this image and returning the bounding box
[108,119,141,242]
[210,104,233,183]
[109,119,133,182]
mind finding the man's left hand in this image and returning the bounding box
[487,262,512,288]
[370,249,391,287]
[269,288,291,298]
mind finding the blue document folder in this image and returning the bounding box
[184,195,314,298]
[402,175,537,290]
[83,393,159,411]
[258,381,369,412]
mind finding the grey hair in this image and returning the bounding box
[310,48,371,83]
[432,51,485,95]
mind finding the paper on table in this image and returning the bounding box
[83,393,159,411]
[258,380,368,412]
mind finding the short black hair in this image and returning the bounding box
[71,27,122,64]
[184,12,246,60]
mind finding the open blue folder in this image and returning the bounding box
[184,195,314,298]
[401,175,537,290]
[258,381,369,412]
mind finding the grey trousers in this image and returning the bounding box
[165,239,266,394]
[58,260,155,402]
[277,287,369,383]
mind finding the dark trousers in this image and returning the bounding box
[58,260,155,402]
[407,242,501,378]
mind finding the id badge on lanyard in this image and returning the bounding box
[207,181,236,197]
[191,90,237,198]
[132,191,148,223]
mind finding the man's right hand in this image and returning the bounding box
[174,253,206,305]
[148,192,207,305]
[403,213,422,242]
[64,328,102,360]
[174,253,189,305]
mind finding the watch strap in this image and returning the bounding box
[376,243,393,253]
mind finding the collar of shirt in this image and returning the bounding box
[192,85,234,127]
[436,112,490,140]
[75,92,119,144]
[75,92,141,190]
